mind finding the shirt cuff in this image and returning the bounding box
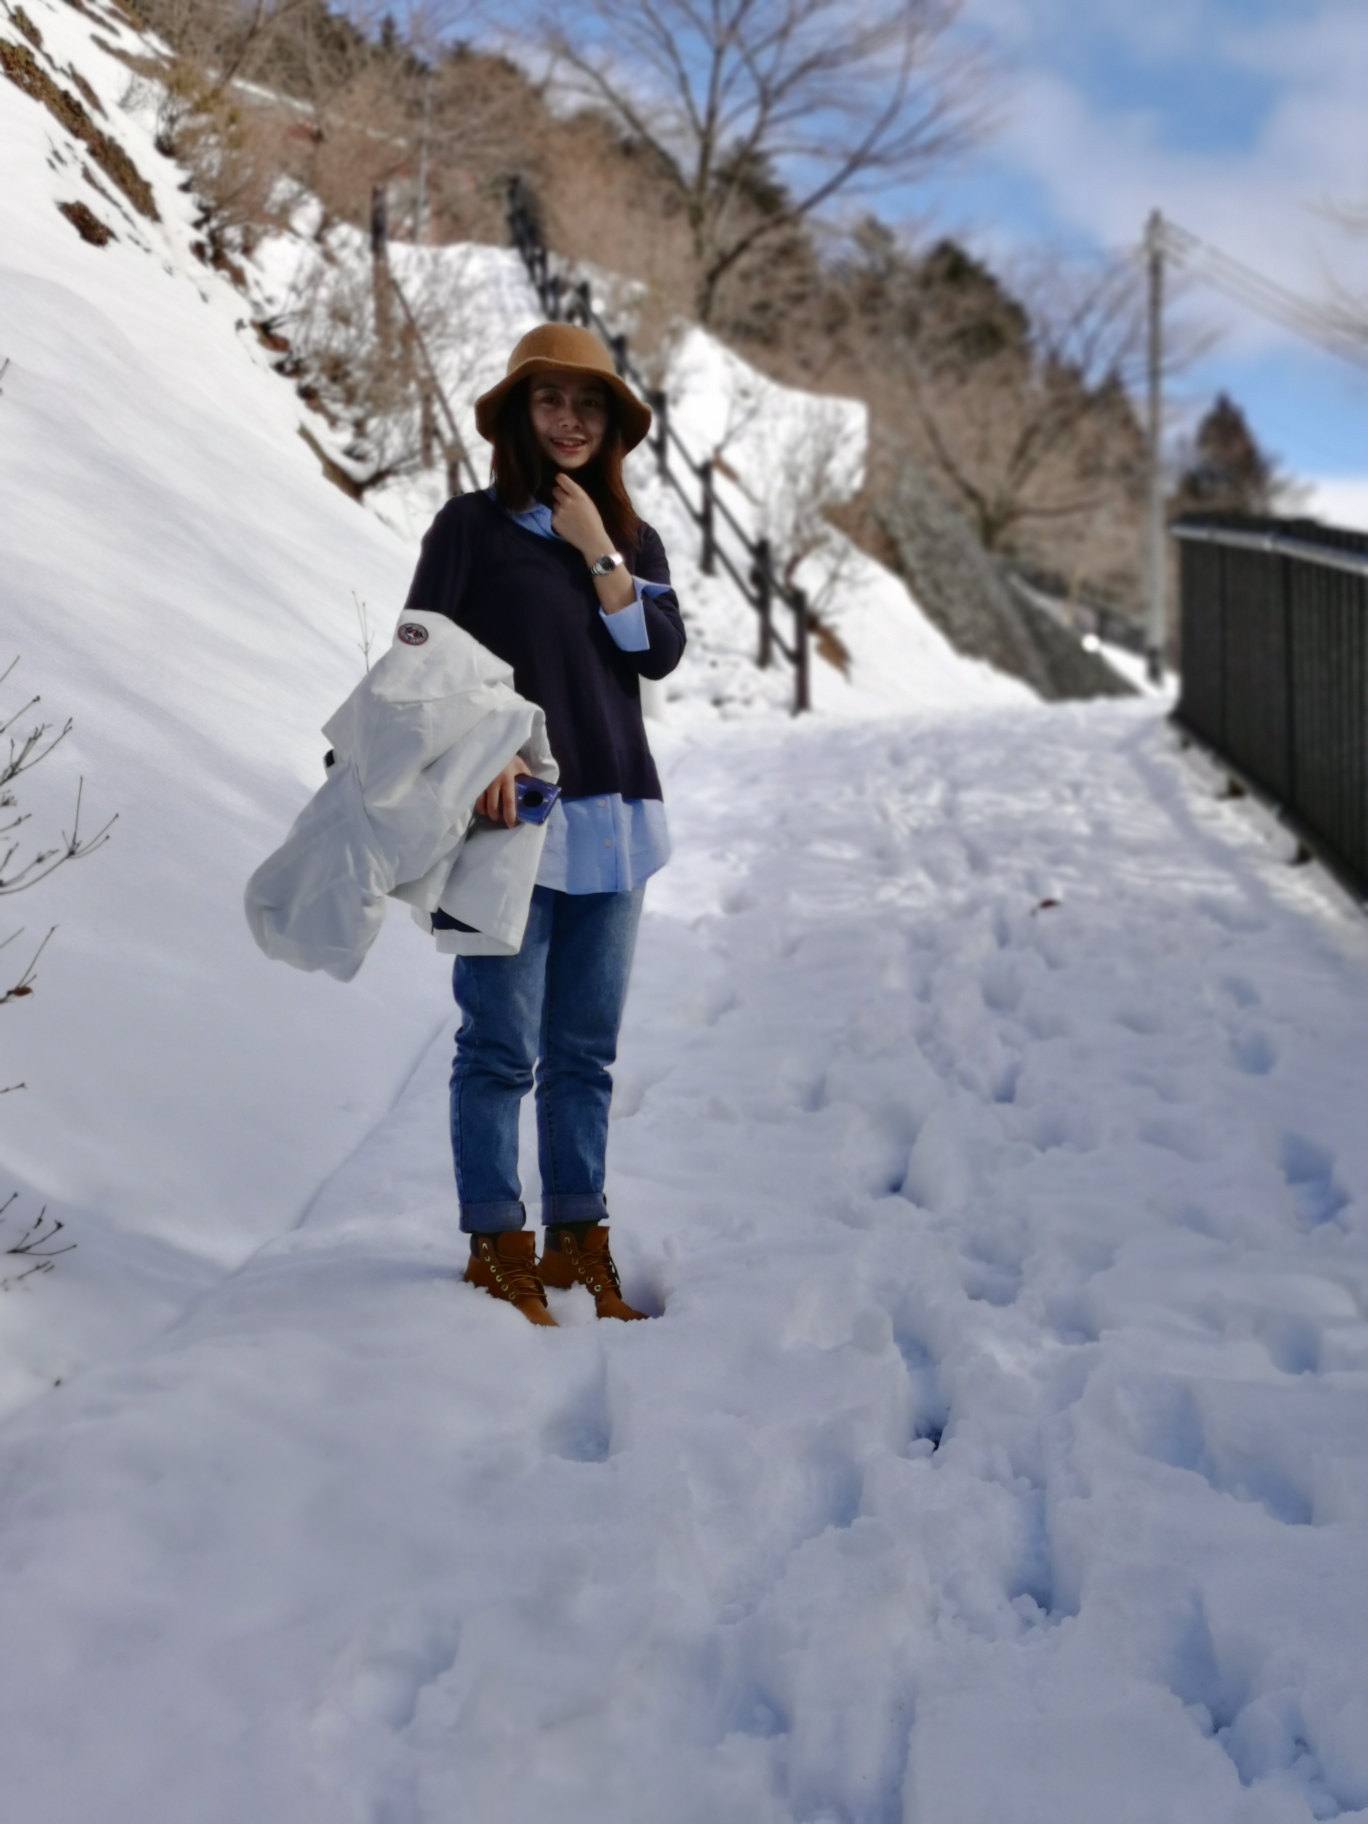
[599,581,656,653]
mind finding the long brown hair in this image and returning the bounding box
[489,378,642,556]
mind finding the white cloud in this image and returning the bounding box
[945,0,1368,363]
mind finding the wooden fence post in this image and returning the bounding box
[790,587,810,713]
[652,391,669,479]
[752,538,773,667]
[371,182,392,354]
[699,460,716,576]
[504,176,823,717]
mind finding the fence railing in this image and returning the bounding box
[1173,513,1368,899]
[506,178,811,713]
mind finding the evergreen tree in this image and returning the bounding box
[1173,393,1278,516]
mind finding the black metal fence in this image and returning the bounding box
[1174,514,1368,898]
[506,179,811,713]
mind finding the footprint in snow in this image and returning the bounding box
[1220,973,1261,1008]
[1228,1027,1277,1076]
[541,1358,613,1462]
[1279,1135,1349,1231]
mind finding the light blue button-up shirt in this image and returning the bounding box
[503,497,672,893]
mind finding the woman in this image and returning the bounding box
[403,323,686,1327]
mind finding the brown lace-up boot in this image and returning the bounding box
[539,1224,647,1321]
[464,1231,557,1327]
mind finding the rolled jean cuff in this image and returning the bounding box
[541,1192,609,1225]
[459,1199,527,1235]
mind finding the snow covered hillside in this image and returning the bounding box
[4,4,1368,1821]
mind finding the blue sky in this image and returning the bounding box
[925,0,1368,491]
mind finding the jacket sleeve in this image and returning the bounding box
[621,521,686,681]
[404,497,472,623]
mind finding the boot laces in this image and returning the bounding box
[563,1233,621,1297]
[480,1241,547,1305]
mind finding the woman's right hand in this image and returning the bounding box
[475,757,532,828]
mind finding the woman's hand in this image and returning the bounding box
[550,472,609,559]
[475,757,531,828]
[552,472,635,613]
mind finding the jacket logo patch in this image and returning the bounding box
[397,622,429,646]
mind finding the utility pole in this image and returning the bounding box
[1144,208,1166,684]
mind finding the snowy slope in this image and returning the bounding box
[0,704,1366,1823]
[0,0,453,1377]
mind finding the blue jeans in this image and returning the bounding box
[450,884,645,1232]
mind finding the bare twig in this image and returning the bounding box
[0,924,54,1006]
[0,1194,76,1288]
[1,661,114,1033]
[0,777,117,897]
[352,592,375,670]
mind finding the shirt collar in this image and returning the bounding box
[491,489,561,542]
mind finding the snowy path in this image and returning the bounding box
[2,701,1368,1824]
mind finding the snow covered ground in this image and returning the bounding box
[4,703,1368,1824]
[4,3,1368,1819]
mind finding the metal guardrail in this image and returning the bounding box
[1173,513,1368,900]
[506,178,811,713]
[1173,520,1368,581]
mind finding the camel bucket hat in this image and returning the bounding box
[474,323,653,451]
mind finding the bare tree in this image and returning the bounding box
[534,0,978,324]
[817,228,1166,616]
[281,230,503,492]
[896,247,1147,554]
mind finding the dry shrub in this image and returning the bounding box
[57,196,115,242]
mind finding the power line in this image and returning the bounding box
[1159,217,1368,374]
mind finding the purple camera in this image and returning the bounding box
[514,776,560,825]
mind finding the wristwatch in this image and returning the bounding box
[588,551,625,576]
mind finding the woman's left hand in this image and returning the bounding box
[475,757,531,828]
[550,472,610,560]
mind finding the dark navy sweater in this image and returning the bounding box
[404,491,686,801]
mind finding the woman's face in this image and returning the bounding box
[528,369,609,471]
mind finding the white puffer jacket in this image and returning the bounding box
[245,611,557,981]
